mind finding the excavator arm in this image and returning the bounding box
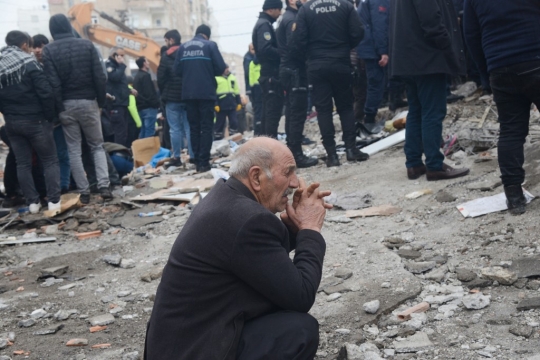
[68,3,162,73]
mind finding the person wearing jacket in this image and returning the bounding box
[43,14,111,204]
[252,0,283,138]
[133,57,160,139]
[174,25,227,173]
[243,44,255,98]
[32,34,71,194]
[0,31,61,214]
[292,0,368,167]
[389,0,469,182]
[158,30,193,167]
[214,67,242,140]
[464,0,540,215]
[249,57,264,134]
[357,0,389,131]
[145,137,329,359]
[277,0,318,169]
[105,46,131,147]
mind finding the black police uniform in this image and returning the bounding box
[252,12,283,138]
[277,4,318,168]
[292,0,367,166]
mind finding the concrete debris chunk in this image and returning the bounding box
[88,314,115,326]
[33,324,64,336]
[334,268,353,280]
[363,300,380,314]
[509,325,534,338]
[18,319,36,328]
[517,297,540,311]
[481,267,518,285]
[405,261,436,274]
[456,268,477,282]
[509,256,540,278]
[120,259,136,269]
[30,309,47,319]
[103,254,122,266]
[462,293,491,310]
[40,265,69,278]
[394,332,434,353]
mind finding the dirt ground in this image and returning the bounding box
[1,95,540,360]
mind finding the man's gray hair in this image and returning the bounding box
[109,46,124,57]
[229,143,274,180]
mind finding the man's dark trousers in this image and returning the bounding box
[309,69,357,151]
[259,76,284,138]
[251,85,264,135]
[186,100,215,168]
[214,109,238,140]
[364,59,386,117]
[110,106,129,147]
[490,61,540,187]
[353,59,368,122]
[5,119,61,205]
[403,74,446,172]
[280,67,308,153]
[236,311,319,359]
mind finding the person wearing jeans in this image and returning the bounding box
[464,0,540,215]
[175,25,227,173]
[60,100,110,201]
[166,102,193,161]
[43,14,112,203]
[53,125,71,193]
[390,0,469,181]
[134,57,160,139]
[0,31,61,214]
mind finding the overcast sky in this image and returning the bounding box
[208,0,263,56]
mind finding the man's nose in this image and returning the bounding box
[289,173,300,188]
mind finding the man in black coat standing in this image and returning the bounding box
[277,0,318,169]
[105,46,131,147]
[252,0,283,138]
[389,0,469,181]
[145,137,331,359]
[133,57,160,139]
[292,0,367,167]
[43,14,111,204]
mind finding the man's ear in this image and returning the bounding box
[248,167,263,192]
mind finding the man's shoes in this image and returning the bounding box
[302,136,315,145]
[166,158,182,168]
[29,202,42,214]
[48,201,62,212]
[295,153,319,168]
[426,163,470,181]
[407,165,427,180]
[99,187,113,200]
[389,99,409,112]
[504,185,527,216]
[447,94,464,103]
[61,188,70,195]
[80,193,90,205]
[198,164,212,173]
[346,148,369,162]
[326,153,341,168]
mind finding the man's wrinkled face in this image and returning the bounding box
[259,151,299,213]
[33,45,44,62]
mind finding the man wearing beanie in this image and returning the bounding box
[173,24,227,173]
[252,0,283,137]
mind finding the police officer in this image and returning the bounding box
[252,0,283,138]
[105,46,131,147]
[292,0,368,167]
[277,0,318,168]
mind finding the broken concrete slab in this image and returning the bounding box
[103,254,122,266]
[33,324,64,336]
[394,332,434,353]
[323,284,352,295]
[88,314,115,326]
[462,293,491,310]
[346,205,401,219]
[334,268,353,280]
[517,298,540,311]
[509,325,534,338]
[405,261,436,274]
[509,256,540,278]
[398,249,421,260]
[456,268,477,282]
[40,265,69,278]
[481,267,518,285]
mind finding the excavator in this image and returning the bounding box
[68,3,162,72]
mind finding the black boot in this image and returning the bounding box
[346,147,369,162]
[505,185,527,215]
[361,113,385,135]
[325,148,340,168]
[294,152,319,168]
[389,92,408,112]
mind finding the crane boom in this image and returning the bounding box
[68,3,162,73]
